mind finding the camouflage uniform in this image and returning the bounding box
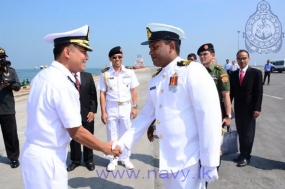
[206,63,230,118]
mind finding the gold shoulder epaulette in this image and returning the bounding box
[214,65,224,70]
[177,60,191,66]
[101,67,110,73]
[125,66,133,69]
[152,68,162,78]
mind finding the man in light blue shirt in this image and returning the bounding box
[263,59,275,85]
[224,59,231,75]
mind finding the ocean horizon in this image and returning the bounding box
[15,68,102,83]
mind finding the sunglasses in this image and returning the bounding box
[112,55,123,59]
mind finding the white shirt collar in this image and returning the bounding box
[240,65,249,73]
[51,61,75,82]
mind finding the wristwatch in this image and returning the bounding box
[132,104,138,109]
[225,114,232,119]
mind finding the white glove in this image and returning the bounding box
[111,141,125,151]
[200,166,218,183]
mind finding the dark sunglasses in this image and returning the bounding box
[112,55,123,59]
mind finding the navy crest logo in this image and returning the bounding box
[243,0,284,54]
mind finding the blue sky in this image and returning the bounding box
[1,0,284,69]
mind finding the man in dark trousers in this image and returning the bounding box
[0,47,21,168]
[67,71,98,171]
[230,49,263,167]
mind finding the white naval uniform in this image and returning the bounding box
[119,57,221,188]
[98,65,139,162]
[21,61,82,189]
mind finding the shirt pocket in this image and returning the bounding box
[123,78,131,89]
[107,79,117,90]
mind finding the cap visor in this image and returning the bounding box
[141,41,150,45]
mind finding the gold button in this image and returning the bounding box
[159,105,162,108]
[160,89,164,93]
[162,75,166,78]
[156,120,161,124]
[158,135,163,139]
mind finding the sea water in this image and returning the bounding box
[15,68,102,83]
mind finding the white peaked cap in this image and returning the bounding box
[44,25,92,51]
[141,23,185,45]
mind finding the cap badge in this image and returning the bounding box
[146,27,152,39]
[0,49,4,53]
[87,28,90,41]
[204,45,208,49]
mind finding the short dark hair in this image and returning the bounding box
[53,43,71,60]
[236,49,250,57]
[163,40,181,55]
[187,53,197,60]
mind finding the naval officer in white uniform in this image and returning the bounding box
[112,23,222,189]
[21,25,121,189]
[98,46,139,171]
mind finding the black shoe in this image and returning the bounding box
[10,160,20,168]
[67,163,80,172]
[267,83,269,85]
[233,155,244,163]
[86,162,95,171]
[236,158,250,167]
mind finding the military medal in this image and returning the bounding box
[169,72,178,93]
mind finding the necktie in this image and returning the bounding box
[239,70,244,86]
[74,74,80,91]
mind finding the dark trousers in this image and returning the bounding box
[69,121,94,164]
[263,71,271,84]
[0,114,20,161]
[235,114,256,160]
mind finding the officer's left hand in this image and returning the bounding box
[222,117,231,126]
[200,166,219,183]
[87,112,95,122]
[130,108,137,119]
[253,111,260,119]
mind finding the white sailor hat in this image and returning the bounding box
[141,23,185,45]
[44,25,92,51]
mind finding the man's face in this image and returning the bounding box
[148,40,172,68]
[226,59,229,63]
[187,56,196,61]
[199,51,215,67]
[68,44,89,72]
[236,51,250,69]
[109,53,123,68]
[267,59,270,64]
[232,60,236,64]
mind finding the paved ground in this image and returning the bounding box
[1,67,285,189]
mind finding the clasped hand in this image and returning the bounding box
[105,141,122,158]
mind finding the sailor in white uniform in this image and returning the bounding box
[98,46,139,171]
[21,25,121,189]
[112,23,222,189]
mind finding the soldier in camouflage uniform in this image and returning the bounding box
[197,44,232,187]
[197,43,232,127]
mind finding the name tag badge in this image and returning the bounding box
[108,77,114,80]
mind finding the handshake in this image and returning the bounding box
[104,140,125,158]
